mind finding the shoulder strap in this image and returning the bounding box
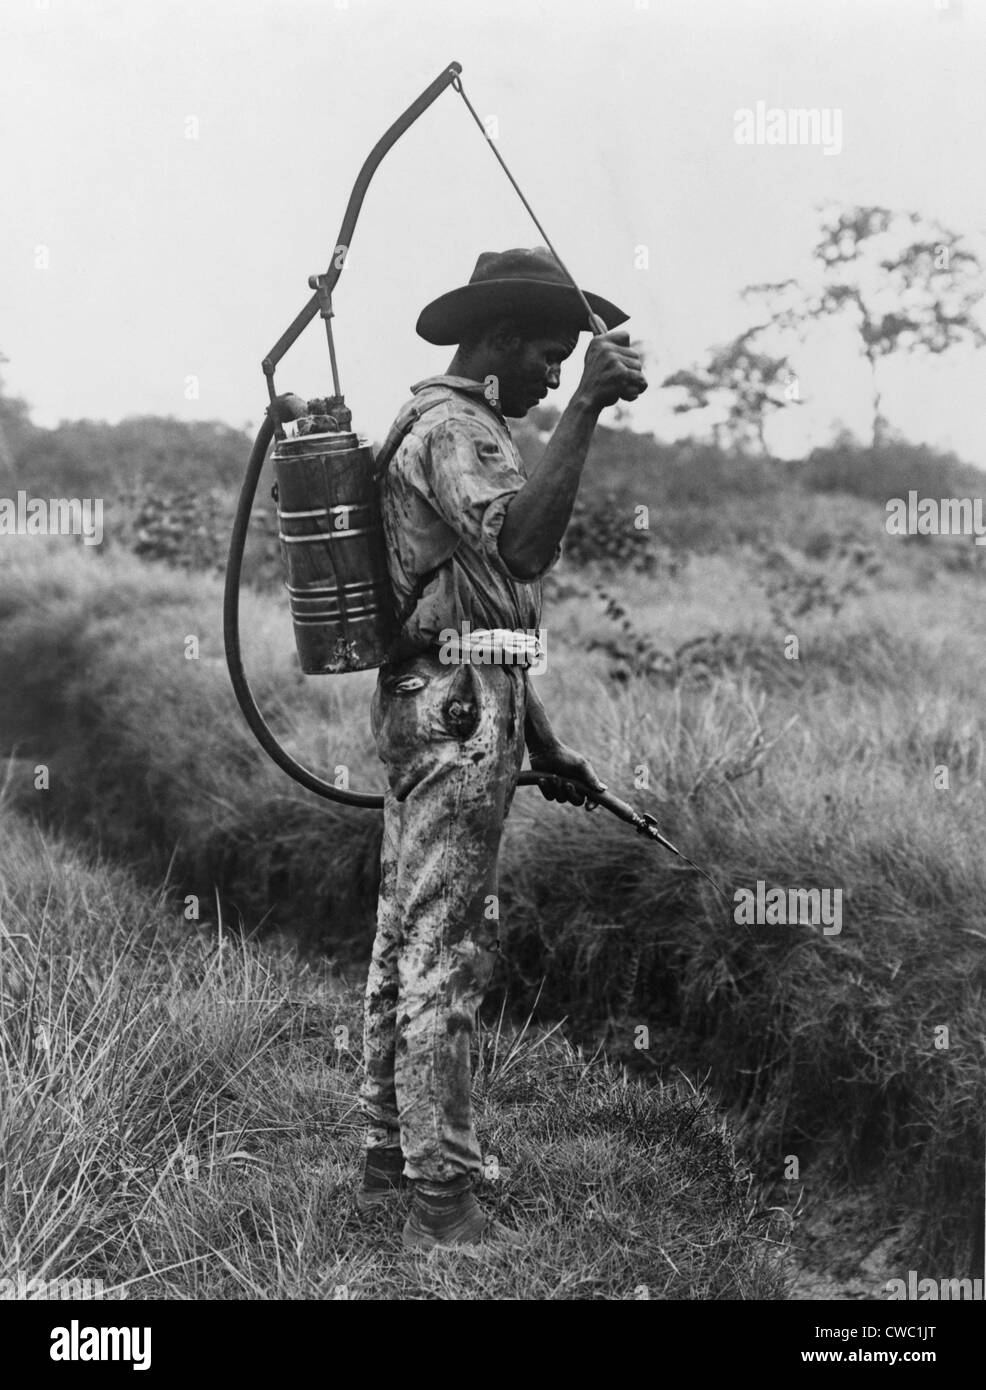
[373,389,461,659]
[372,391,455,483]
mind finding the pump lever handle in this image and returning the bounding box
[263,61,463,375]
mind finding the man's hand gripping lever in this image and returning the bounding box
[576,325,648,411]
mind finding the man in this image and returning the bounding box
[358,246,647,1250]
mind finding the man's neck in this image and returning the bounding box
[446,349,495,381]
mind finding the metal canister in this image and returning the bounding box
[273,424,397,673]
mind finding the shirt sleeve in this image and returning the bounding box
[418,418,562,583]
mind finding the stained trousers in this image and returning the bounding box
[360,649,527,1181]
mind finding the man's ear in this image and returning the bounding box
[488,318,524,354]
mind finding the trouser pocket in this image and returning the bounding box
[438,663,480,741]
[371,655,483,763]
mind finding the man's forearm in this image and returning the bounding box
[523,673,558,753]
[497,395,600,580]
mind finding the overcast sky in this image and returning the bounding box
[4,0,985,463]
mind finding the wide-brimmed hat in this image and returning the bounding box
[416,247,628,345]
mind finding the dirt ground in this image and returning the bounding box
[786,1185,926,1301]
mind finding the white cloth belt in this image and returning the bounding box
[444,627,544,668]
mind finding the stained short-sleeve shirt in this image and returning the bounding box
[377,375,561,655]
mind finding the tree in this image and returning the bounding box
[661,329,797,454]
[0,353,37,476]
[745,205,986,447]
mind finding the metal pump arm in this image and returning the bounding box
[261,61,463,382]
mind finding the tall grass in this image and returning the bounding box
[0,538,383,957]
[0,807,782,1299]
[2,528,984,1269]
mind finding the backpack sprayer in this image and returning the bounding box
[222,60,729,900]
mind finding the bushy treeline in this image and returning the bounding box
[5,387,983,519]
[6,394,984,592]
[2,396,252,495]
[517,404,984,502]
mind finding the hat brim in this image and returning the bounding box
[416,278,628,345]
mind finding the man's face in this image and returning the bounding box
[494,327,579,418]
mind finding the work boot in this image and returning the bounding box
[402,1175,523,1252]
[357,1145,408,1209]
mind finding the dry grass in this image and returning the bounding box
[0,808,784,1300]
[2,519,984,1274]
